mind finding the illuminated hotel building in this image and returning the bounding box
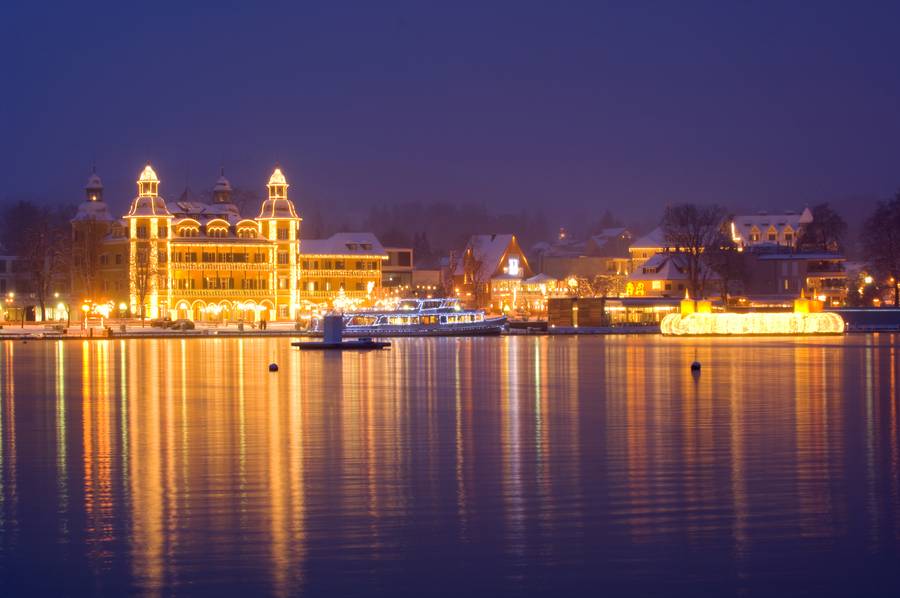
[299,233,387,304]
[72,164,305,322]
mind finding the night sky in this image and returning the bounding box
[2,1,899,223]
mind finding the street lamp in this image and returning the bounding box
[4,292,13,326]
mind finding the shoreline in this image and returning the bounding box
[1,325,896,341]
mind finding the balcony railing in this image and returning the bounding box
[300,290,370,299]
[302,269,379,277]
[171,289,273,298]
[169,261,272,271]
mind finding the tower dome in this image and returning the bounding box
[126,163,171,217]
[85,167,103,201]
[212,167,233,203]
[258,167,299,219]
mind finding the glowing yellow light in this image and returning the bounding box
[119,303,127,311]
[660,312,845,336]
[56,302,65,311]
[81,304,90,312]
[138,164,159,183]
[817,294,826,302]
[864,276,874,285]
[268,168,287,187]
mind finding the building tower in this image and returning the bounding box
[257,167,301,320]
[125,164,173,319]
[71,167,115,304]
[212,167,232,204]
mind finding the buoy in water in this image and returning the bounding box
[269,363,279,372]
[690,361,701,372]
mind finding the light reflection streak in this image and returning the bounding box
[0,335,897,593]
[0,341,15,535]
[503,337,525,560]
[267,354,288,596]
[455,347,467,540]
[55,341,68,535]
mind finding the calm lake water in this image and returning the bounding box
[0,335,898,596]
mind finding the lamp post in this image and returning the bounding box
[4,292,13,326]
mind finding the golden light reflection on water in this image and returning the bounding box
[0,336,898,594]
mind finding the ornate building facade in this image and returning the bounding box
[72,165,304,322]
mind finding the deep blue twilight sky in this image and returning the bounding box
[2,1,899,224]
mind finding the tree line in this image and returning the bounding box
[1,200,75,319]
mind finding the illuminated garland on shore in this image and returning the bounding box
[660,312,845,336]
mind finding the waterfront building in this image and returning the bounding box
[742,246,847,305]
[534,228,632,295]
[299,233,387,307]
[627,227,669,270]
[406,268,440,296]
[382,246,414,292]
[730,208,813,249]
[71,165,302,322]
[626,252,718,298]
[451,234,534,312]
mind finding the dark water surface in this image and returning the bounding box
[0,335,898,596]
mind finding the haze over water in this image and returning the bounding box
[0,336,898,596]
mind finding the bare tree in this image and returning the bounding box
[130,247,157,326]
[703,229,746,305]
[20,210,70,322]
[661,203,727,299]
[861,193,900,307]
[569,274,617,325]
[799,203,847,253]
[71,218,108,302]
[461,247,490,308]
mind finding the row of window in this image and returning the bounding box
[172,251,270,263]
[302,260,379,270]
[171,277,313,290]
[136,225,292,239]
[173,278,271,290]
[303,281,371,292]
[747,230,795,244]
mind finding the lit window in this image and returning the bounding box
[508,257,520,277]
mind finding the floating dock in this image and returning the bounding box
[292,338,391,351]
[292,315,391,350]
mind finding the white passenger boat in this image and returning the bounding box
[310,298,506,337]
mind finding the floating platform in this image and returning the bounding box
[291,338,391,351]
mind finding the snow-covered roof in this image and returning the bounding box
[537,239,587,258]
[733,208,812,233]
[628,252,719,282]
[257,197,298,219]
[301,232,387,257]
[454,234,520,276]
[72,200,112,222]
[755,252,845,262]
[85,172,103,190]
[525,273,557,284]
[629,227,667,250]
[126,195,171,218]
[171,200,241,224]
[213,174,232,193]
[588,228,632,256]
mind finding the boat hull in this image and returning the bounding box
[316,318,507,337]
